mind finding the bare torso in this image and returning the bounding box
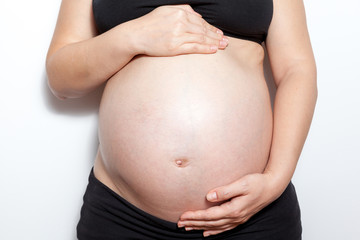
[94,37,273,222]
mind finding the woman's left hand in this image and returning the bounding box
[177,173,282,237]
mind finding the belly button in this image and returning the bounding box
[174,158,189,168]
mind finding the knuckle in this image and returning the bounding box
[197,34,206,43]
[183,4,193,11]
[202,25,208,34]
[201,20,207,28]
[239,209,248,218]
[175,8,187,19]
[191,44,201,52]
[231,208,246,219]
[165,36,178,51]
[221,188,232,198]
[229,210,238,218]
[174,21,185,32]
[238,219,246,224]
[215,32,223,40]
[238,216,250,224]
[167,41,178,51]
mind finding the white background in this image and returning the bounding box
[0,0,359,239]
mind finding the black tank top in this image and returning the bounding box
[93,0,273,44]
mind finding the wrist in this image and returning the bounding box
[104,20,143,58]
[263,170,291,200]
[121,19,146,56]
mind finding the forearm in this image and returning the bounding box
[264,63,317,196]
[46,21,138,99]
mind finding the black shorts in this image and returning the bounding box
[77,169,302,240]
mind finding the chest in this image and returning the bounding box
[93,0,273,43]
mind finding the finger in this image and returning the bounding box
[186,23,228,49]
[203,226,237,237]
[206,178,250,202]
[180,201,235,221]
[181,220,235,231]
[178,218,232,229]
[175,42,218,55]
[185,223,234,232]
[178,33,227,50]
[181,215,250,231]
[185,13,224,40]
[181,26,228,50]
[167,5,229,50]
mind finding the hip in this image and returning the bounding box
[77,168,302,240]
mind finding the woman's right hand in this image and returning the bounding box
[129,4,229,56]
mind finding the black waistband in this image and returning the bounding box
[77,168,302,240]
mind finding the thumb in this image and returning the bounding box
[206,178,248,202]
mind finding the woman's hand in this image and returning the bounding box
[130,4,229,56]
[177,173,283,237]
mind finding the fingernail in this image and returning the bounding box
[178,222,184,228]
[207,192,217,201]
[219,40,228,47]
[216,29,223,35]
[204,232,211,237]
[185,227,193,231]
[222,36,229,43]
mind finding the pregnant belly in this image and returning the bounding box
[97,51,273,222]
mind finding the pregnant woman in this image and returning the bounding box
[46,0,317,239]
